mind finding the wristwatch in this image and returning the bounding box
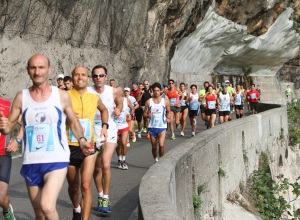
[78,137,87,142]
[15,137,22,145]
[102,122,109,129]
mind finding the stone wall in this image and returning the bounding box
[139,104,288,219]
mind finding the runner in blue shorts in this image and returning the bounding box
[143,82,171,163]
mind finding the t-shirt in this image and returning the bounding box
[247,90,260,103]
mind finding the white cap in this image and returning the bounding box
[225,80,230,83]
[57,74,65,79]
[124,87,130,92]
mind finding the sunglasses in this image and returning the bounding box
[92,74,106,78]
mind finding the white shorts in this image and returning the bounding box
[95,126,118,149]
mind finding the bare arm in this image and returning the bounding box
[143,99,151,119]
[127,98,135,115]
[97,97,108,140]
[113,87,123,116]
[165,98,171,123]
[0,92,22,134]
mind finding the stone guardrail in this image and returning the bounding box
[139,104,287,219]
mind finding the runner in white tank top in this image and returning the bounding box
[143,82,171,163]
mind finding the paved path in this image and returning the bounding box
[8,115,242,219]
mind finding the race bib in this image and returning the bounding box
[221,103,230,111]
[207,101,216,109]
[94,111,102,126]
[250,93,257,99]
[69,119,91,142]
[235,96,241,105]
[180,100,186,106]
[189,101,199,110]
[26,124,54,153]
[150,116,163,127]
[114,111,126,125]
[169,98,177,106]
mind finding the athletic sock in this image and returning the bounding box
[103,195,109,199]
[122,156,126,161]
[118,156,122,161]
[99,191,104,198]
[74,205,81,213]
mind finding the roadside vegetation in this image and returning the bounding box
[287,101,300,146]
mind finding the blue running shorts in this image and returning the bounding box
[148,128,167,138]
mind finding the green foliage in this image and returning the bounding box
[193,183,206,212]
[218,168,225,178]
[280,128,284,140]
[243,149,249,163]
[288,101,300,146]
[250,154,300,219]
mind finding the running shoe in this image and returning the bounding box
[146,133,150,139]
[142,127,147,133]
[122,161,128,170]
[126,142,130,147]
[180,131,184,137]
[191,132,195,137]
[117,160,123,169]
[3,204,16,220]
[131,134,136,142]
[72,210,81,220]
[102,198,111,213]
[137,132,141,139]
[97,197,103,212]
[171,133,175,140]
[193,118,197,126]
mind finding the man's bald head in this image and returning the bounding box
[27,54,50,69]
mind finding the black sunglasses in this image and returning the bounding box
[92,74,106,78]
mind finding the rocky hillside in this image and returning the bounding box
[0,0,299,100]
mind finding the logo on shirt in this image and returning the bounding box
[35,112,46,124]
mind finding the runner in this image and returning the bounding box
[198,81,209,125]
[109,79,116,88]
[187,84,200,137]
[217,83,233,124]
[0,54,90,220]
[66,66,108,220]
[63,76,73,91]
[140,80,152,138]
[143,82,171,162]
[233,84,244,119]
[130,82,143,139]
[285,85,292,103]
[205,85,217,129]
[179,82,189,136]
[247,84,260,114]
[124,87,139,145]
[114,88,135,170]
[56,74,65,90]
[87,65,123,214]
[166,79,182,140]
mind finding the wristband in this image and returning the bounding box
[78,137,87,142]
[102,122,109,129]
[15,137,22,145]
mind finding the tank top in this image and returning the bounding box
[22,86,70,164]
[87,85,117,131]
[180,90,187,106]
[218,92,231,112]
[148,98,167,129]
[167,88,179,106]
[205,94,216,110]
[234,91,243,105]
[189,93,200,110]
[113,97,129,130]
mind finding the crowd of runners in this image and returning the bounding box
[0,54,261,220]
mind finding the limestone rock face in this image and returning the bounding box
[0,0,299,100]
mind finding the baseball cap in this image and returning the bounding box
[124,87,130,92]
[225,80,230,83]
[222,83,228,87]
[57,74,65,79]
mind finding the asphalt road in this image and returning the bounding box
[7,116,231,220]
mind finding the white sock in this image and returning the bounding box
[155,157,159,162]
[103,194,109,199]
[98,191,103,198]
[118,156,122,161]
[122,156,126,161]
[74,205,81,213]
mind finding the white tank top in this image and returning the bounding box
[113,97,128,130]
[22,86,70,164]
[87,85,117,130]
[189,93,200,110]
[218,92,231,111]
[148,98,167,129]
[234,91,243,105]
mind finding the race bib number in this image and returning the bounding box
[180,100,186,106]
[169,98,177,106]
[221,103,230,111]
[235,96,241,105]
[26,124,54,153]
[189,101,199,110]
[250,93,257,99]
[69,119,91,142]
[94,111,102,126]
[114,112,126,125]
[150,116,163,127]
[207,101,216,109]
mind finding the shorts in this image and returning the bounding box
[148,128,167,138]
[20,162,68,187]
[235,104,244,110]
[180,105,188,112]
[135,108,143,122]
[219,111,230,117]
[205,109,216,116]
[189,109,199,117]
[95,126,118,149]
[250,102,258,111]
[170,106,181,113]
[117,127,129,136]
[69,145,95,168]
[0,155,12,184]
[200,105,206,114]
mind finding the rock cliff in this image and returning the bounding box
[0,0,299,100]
